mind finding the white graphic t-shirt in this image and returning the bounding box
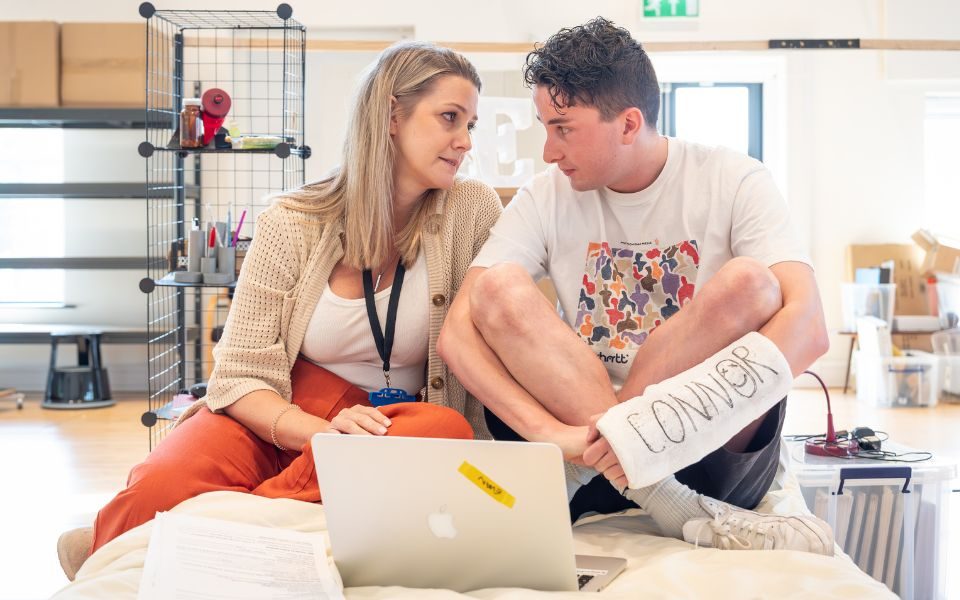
[471,137,810,389]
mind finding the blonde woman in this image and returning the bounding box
[58,41,502,580]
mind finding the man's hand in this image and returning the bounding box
[582,415,628,490]
[328,405,391,435]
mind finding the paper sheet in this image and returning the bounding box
[137,512,344,600]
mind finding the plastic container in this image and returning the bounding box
[935,274,960,329]
[179,98,203,148]
[931,328,960,403]
[789,441,956,600]
[216,245,236,281]
[231,135,282,150]
[855,350,939,407]
[842,283,896,332]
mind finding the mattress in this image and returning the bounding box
[51,457,894,599]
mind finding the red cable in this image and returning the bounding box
[803,370,836,443]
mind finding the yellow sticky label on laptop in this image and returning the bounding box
[458,461,516,508]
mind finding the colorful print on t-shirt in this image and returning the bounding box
[574,240,699,356]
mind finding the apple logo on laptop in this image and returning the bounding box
[427,506,457,539]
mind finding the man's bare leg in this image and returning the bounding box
[440,266,616,458]
[615,256,783,452]
[463,260,832,551]
[471,257,785,450]
[469,263,619,426]
[579,258,828,546]
[612,257,828,454]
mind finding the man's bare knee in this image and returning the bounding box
[692,256,783,335]
[471,264,541,333]
[721,256,783,322]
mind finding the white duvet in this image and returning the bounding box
[51,461,893,600]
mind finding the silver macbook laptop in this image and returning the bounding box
[312,434,626,593]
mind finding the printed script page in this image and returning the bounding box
[137,511,344,600]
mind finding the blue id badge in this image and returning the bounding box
[369,387,417,407]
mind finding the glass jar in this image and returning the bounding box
[180,98,203,148]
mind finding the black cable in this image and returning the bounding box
[789,370,932,463]
[785,430,852,442]
[784,434,822,441]
[822,451,933,463]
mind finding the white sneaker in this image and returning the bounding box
[682,497,834,556]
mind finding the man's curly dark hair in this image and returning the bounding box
[523,17,660,127]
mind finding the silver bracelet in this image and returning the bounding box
[270,404,301,452]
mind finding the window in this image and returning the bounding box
[0,129,66,306]
[924,94,960,238]
[659,83,763,161]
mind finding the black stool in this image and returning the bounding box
[43,330,114,409]
[1,388,24,409]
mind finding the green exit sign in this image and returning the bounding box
[644,0,699,18]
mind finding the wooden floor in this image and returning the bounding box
[1,388,958,599]
[0,393,147,600]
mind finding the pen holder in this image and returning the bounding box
[203,272,234,284]
[187,229,204,272]
[217,246,236,280]
[173,271,203,283]
[200,256,217,274]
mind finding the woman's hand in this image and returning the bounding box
[327,405,392,435]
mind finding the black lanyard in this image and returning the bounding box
[362,262,406,388]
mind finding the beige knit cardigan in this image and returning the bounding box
[180,177,503,439]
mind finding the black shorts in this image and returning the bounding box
[484,398,788,523]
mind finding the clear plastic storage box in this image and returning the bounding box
[842,283,897,332]
[855,350,939,407]
[789,441,956,600]
[931,328,960,403]
[935,274,960,329]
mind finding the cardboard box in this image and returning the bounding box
[60,23,145,107]
[0,22,59,107]
[846,244,928,315]
[912,229,960,277]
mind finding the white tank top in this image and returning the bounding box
[300,250,429,395]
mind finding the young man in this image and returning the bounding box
[438,17,834,553]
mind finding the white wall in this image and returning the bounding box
[0,0,887,39]
[2,0,959,390]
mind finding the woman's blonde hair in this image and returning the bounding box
[280,41,481,270]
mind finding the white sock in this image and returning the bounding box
[624,477,709,539]
[564,462,599,502]
[597,332,792,489]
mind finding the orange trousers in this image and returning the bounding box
[92,358,473,552]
